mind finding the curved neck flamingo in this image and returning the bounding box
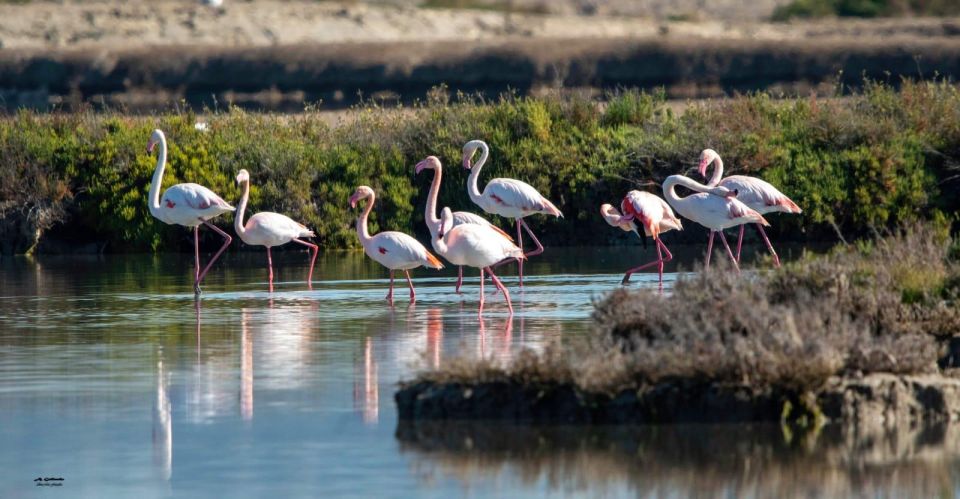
[234,175,250,239]
[464,140,489,206]
[353,191,374,246]
[147,130,168,218]
[703,152,724,187]
[423,161,443,231]
[662,174,731,207]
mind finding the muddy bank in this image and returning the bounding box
[395,374,960,425]
[4,37,960,111]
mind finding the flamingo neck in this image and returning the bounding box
[663,174,728,205]
[466,141,488,205]
[235,179,249,238]
[148,133,167,218]
[706,155,724,187]
[357,193,374,246]
[425,166,442,233]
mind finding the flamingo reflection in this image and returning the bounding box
[152,354,172,481]
[241,309,253,421]
[426,309,443,369]
[353,336,379,424]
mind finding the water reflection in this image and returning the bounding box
[397,421,960,497]
[241,309,253,422]
[152,353,172,481]
[353,336,379,424]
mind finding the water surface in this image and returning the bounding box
[1,245,955,497]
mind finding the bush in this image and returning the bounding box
[772,0,960,20]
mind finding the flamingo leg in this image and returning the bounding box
[267,247,274,293]
[195,221,233,295]
[717,230,741,273]
[193,226,201,293]
[455,266,464,294]
[478,268,485,317]
[705,231,715,270]
[735,225,745,263]
[292,238,319,289]
[621,237,660,285]
[486,267,513,317]
[516,219,524,287]
[754,224,781,268]
[404,270,416,303]
[386,271,394,305]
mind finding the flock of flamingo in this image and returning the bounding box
[146,129,801,317]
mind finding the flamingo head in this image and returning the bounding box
[600,204,635,232]
[235,169,250,185]
[462,140,484,170]
[437,207,454,240]
[349,186,374,209]
[415,156,441,175]
[698,148,719,178]
[147,129,164,154]
[710,185,738,199]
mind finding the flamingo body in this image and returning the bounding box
[154,183,234,226]
[601,190,681,287]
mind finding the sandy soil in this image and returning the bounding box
[1,0,958,51]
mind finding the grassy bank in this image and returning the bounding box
[1,80,958,253]
[398,225,960,422]
[774,0,960,20]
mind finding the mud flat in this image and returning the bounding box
[3,36,960,111]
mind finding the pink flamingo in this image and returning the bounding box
[462,140,562,287]
[433,207,524,317]
[662,174,769,272]
[416,155,513,293]
[234,169,319,292]
[147,129,234,295]
[349,186,444,305]
[600,190,682,287]
[699,149,802,267]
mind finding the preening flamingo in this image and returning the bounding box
[433,207,524,317]
[350,186,444,305]
[234,169,319,292]
[601,190,682,288]
[416,155,513,293]
[662,174,769,272]
[699,149,802,267]
[462,140,562,287]
[147,129,234,295]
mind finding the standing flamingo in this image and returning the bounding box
[433,207,524,317]
[416,155,513,293]
[234,169,319,292]
[462,140,562,287]
[662,175,769,272]
[699,149,802,267]
[350,186,444,305]
[147,129,234,295]
[601,190,683,287]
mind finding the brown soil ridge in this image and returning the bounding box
[395,373,960,425]
[4,36,960,111]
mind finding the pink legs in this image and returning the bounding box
[492,218,544,288]
[386,271,395,305]
[266,247,274,293]
[478,267,513,318]
[455,266,464,294]
[705,230,739,272]
[621,237,673,290]
[404,270,416,304]
[734,224,781,267]
[193,221,233,295]
[292,238,320,288]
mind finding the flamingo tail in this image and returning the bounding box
[425,252,445,270]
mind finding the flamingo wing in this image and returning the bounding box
[622,191,678,238]
[244,212,314,246]
[720,175,801,214]
[452,211,514,242]
[369,232,443,270]
[485,178,562,217]
[171,183,235,212]
[446,224,523,268]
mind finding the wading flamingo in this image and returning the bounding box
[433,207,524,317]
[147,129,234,295]
[350,186,444,305]
[462,140,562,287]
[662,175,769,272]
[234,169,318,292]
[600,190,682,288]
[699,149,802,267]
[416,155,513,293]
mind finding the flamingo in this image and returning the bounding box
[415,155,513,294]
[662,174,770,272]
[462,140,562,287]
[147,129,234,295]
[234,169,319,292]
[349,186,444,305]
[600,190,682,288]
[433,207,524,317]
[699,149,802,267]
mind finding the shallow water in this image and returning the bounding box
[1,245,957,498]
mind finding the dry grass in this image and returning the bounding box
[411,224,960,394]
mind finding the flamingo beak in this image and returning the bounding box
[415,161,427,175]
[147,142,156,154]
[462,152,472,170]
[725,189,739,199]
[349,193,360,208]
[698,158,709,178]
